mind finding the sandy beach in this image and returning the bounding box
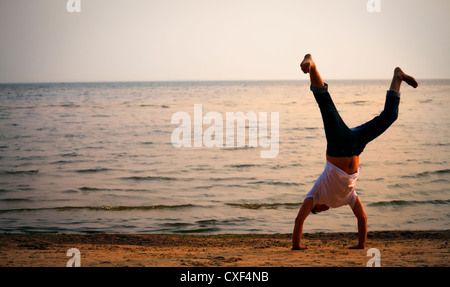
[0,230,448,267]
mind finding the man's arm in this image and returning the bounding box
[292,197,314,250]
[350,197,367,249]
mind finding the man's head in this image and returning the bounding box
[311,204,329,214]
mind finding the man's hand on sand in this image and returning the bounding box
[349,244,365,250]
[292,246,308,250]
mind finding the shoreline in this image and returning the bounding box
[0,230,448,267]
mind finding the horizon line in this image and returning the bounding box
[1,77,449,85]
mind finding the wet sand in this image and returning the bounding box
[0,230,448,267]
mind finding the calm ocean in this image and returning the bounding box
[0,80,449,234]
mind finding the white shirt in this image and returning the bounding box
[305,160,360,208]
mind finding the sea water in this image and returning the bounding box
[0,80,448,234]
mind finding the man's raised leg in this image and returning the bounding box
[389,67,418,92]
[300,54,325,88]
[351,67,418,147]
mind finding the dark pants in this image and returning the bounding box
[311,83,400,157]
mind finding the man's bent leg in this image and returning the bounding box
[390,67,418,92]
[352,91,400,148]
[352,67,418,153]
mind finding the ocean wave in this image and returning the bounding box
[74,168,113,174]
[401,169,450,178]
[173,227,221,233]
[248,180,304,186]
[120,175,183,181]
[210,177,257,181]
[387,183,411,189]
[79,186,118,191]
[195,183,250,190]
[1,170,38,175]
[0,198,33,202]
[45,103,81,108]
[79,187,152,192]
[226,202,300,210]
[368,199,450,207]
[228,164,259,168]
[222,146,258,151]
[156,217,254,233]
[49,160,87,165]
[60,152,79,157]
[0,105,35,110]
[433,143,449,146]
[0,204,197,214]
[348,100,370,106]
[270,163,303,169]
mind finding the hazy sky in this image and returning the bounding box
[0,0,449,83]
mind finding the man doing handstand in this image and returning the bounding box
[292,54,418,250]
